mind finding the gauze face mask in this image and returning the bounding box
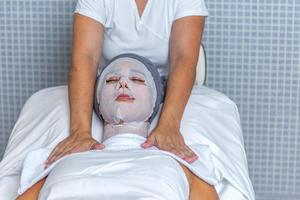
[94,57,158,140]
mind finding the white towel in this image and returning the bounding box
[19,134,218,200]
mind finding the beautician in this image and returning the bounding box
[45,0,208,166]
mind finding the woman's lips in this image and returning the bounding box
[116,93,135,102]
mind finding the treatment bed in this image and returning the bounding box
[0,46,255,200]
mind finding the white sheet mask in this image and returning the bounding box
[95,57,157,140]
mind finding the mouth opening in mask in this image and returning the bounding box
[115,93,136,102]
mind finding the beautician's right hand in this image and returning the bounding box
[44,132,105,168]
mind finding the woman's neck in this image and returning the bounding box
[102,121,150,142]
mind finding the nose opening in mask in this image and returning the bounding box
[115,77,132,92]
[119,78,129,89]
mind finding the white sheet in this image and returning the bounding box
[18,134,219,200]
[0,85,255,200]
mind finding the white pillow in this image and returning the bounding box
[195,44,207,85]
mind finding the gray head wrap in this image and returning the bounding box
[93,53,164,123]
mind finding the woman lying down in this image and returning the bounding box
[17,54,219,200]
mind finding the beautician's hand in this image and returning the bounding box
[45,132,105,168]
[141,125,198,163]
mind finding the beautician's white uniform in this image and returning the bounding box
[74,0,208,78]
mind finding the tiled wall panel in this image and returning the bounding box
[203,1,300,199]
[0,0,73,157]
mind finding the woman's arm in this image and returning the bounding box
[16,177,47,200]
[190,173,219,200]
[68,13,103,136]
[45,13,105,166]
[142,16,205,163]
[180,164,219,200]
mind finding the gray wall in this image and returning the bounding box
[0,0,72,153]
[203,1,300,199]
[0,1,299,200]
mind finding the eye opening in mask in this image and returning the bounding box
[106,75,120,84]
[130,76,146,84]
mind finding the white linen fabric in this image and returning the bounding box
[0,85,255,200]
[19,134,218,200]
[74,0,209,78]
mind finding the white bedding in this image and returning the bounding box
[19,134,218,200]
[0,85,255,200]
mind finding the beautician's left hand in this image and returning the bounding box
[141,124,198,163]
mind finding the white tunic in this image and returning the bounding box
[74,0,208,78]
